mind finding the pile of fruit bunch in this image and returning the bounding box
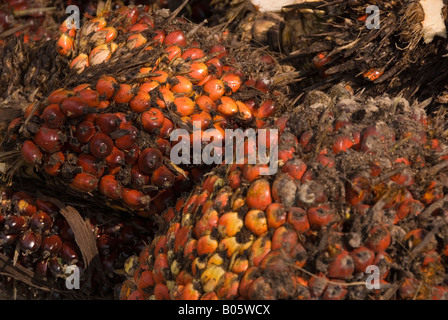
[4,3,292,218]
[0,187,153,299]
[119,84,448,300]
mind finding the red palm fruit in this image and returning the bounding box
[282,158,307,180]
[77,88,100,107]
[245,210,268,236]
[19,230,42,253]
[265,203,287,229]
[239,267,258,298]
[41,235,62,257]
[142,108,165,132]
[165,45,182,61]
[7,117,22,141]
[182,48,205,60]
[136,269,155,291]
[152,29,166,43]
[75,120,96,143]
[96,76,118,100]
[190,111,212,130]
[196,234,218,255]
[33,127,64,153]
[35,199,59,215]
[164,30,186,46]
[255,100,276,118]
[153,253,169,284]
[77,154,105,177]
[271,225,298,254]
[60,242,79,264]
[44,152,65,176]
[48,257,63,277]
[327,250,355,279]
[173,96,196,116]
[246,179,272,210]
[236,101,253,122]
[157,138,171,156]
[216,272,239,299]
[195,95,216,113]
[57,33,73,56]
[127,33,147,49]
[203,79,225,101]
[218,211,243,237]
[4,215,27,234]
[332,135,354,154]
[121,188,150,209]
[216,96,238,117]
[99,175,122,200]
[156,87,175,109]
[151,165,175,189]
[98,101,110,109]
[129,91,151,113]
[194,208,219,238]
[138,148,163,174]
[365,225,391,252]
[129,22,150,33]
[206,58,224,77]
[21,140,42,165]
[222,73,242,93]
[60,97,90,118]
[154,283,170,300]
[105,147,125,167]
[35,260,49,279]
[209,45,227,59]
[115,126,138,150]
[316,153,335,168]
[308,273,328,298]
[70,173,99,192]
[114,84,134,104]
[242,165,264,182]
[96,113,122,134]
[287,207,310,234]
[228,170,242,189]
[150,71,169,84]
[350,246,375,273]
[322,282,347,300]
[139,81,159,94]
[186,62,209,83]
[41,104,65,129]
[90,133,114,159]
[307,205,335,230]
[48,89,75,104]
[16,199,37,217]
[254,79,271,93]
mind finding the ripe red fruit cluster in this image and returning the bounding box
[0,188,152,297]
[9,5,285,215]
[120,85,448,300]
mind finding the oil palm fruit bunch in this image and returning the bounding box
[3,3,294,216]
[211,0,448,108]
[0,187,153,298]
[120,84,448,300]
